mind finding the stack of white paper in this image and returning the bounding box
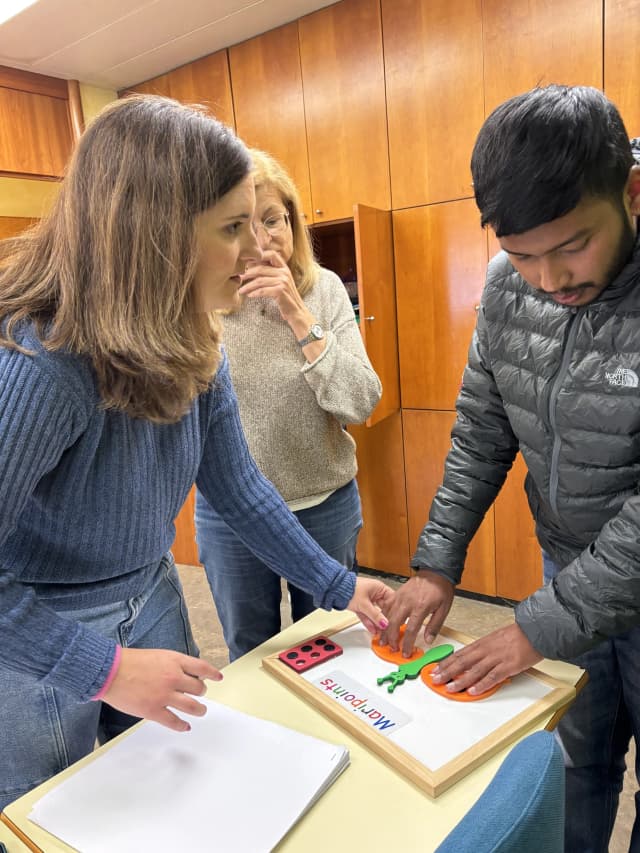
[28,698,349,853]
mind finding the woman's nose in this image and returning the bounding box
[253,221,272,251]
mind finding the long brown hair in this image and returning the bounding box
[0,95,251,422]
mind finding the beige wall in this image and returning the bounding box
[0,83,117,218]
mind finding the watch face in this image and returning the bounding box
[310,323,324,339]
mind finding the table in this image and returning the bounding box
[1,609,585,852]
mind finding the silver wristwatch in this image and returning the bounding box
[297,323,325,346]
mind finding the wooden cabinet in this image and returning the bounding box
[402,409,496,595]
[605,0,640,135]
[124,51,235,128]
[394,199,487,410]
[494,454,542,600]
[229,23,312,220]
[482,0,603,115]
[298,0,390,222]
[312,204,400,426]
[382,0,484,208]
[0,216,37,239]
[0,67,73,178]
[172,487,200,566]
[349,412,410,575]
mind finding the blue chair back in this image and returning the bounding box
[434,730,565,853]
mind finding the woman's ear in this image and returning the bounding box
[627,164,640,216]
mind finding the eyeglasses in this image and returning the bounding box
[254,211,291,237]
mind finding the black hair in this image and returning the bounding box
[471,85,634,236]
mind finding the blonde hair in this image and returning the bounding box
[250,149,320,297]
[0,95,251,423]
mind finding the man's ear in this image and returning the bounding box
[627,164,640,216]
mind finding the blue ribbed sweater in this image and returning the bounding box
[0,326,356,701]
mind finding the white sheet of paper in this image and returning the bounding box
[28,698,349,853]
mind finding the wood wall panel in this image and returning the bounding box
[0,216,37,239]
[483,0,603,116]
[0,87,72,177]
[382,0,484,208]
[402,409,496,595]
[604,0,640,136]
[172,486,200,566]
[394,200,487,410]
[124,51,235,129]
[494,453,542,601]
[229,23,312,219]
[349,412,410,575]
[298,0,390,221]
[0,65,68,99]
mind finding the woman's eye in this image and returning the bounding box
[225,222,242,235]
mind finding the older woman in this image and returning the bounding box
[195,149,382,660]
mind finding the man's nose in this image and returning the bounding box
[537,257,570,292]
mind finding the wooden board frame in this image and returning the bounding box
[263,616,577,798]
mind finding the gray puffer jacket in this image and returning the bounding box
[413,229,640,660]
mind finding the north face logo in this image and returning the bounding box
[605,367,639,388]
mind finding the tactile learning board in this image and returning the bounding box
[262,616,576,797]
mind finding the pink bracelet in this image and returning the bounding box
[91,645,122,701]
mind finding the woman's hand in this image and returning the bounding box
[347,577,395,634]
[239,249,309,324]
[102,647,223,732]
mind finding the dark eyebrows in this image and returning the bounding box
[223,212,251,223]
[502,227,592,258]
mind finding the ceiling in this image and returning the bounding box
[0,0,338,90]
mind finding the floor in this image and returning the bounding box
[178,564,636,852]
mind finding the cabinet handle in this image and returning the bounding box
[315,209,323,215]
[364,315,375,321]
[474,304,480,312]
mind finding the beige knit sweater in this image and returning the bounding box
[220,267,382,502]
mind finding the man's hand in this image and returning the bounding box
[431,622,543,695]
[348,577,395,634]
[103,647,223,732]
[380,570,455,656]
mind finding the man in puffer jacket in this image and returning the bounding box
[384,86,640,853]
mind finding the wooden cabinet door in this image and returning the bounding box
[354,204,399,425]
[124,51,235,129]
[349,412,410,575]
[605,0,640,135]
[298,0,390,222]
[0,87,72,178]
[229,23,312,220]
[394,199,487,410]
[483,0,602,116]
[402,409,496,596]
[494,453,542,601]
[382,0,484,208]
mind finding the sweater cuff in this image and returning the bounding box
[91,644,122,701]
[318,566,356,611]
[42,625,120,702]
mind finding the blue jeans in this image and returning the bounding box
[195,479,362,661]
[0,554,197,812]
[543,552,640,853]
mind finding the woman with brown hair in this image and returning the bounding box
[195,149,382,660]
[0,96,393,810]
